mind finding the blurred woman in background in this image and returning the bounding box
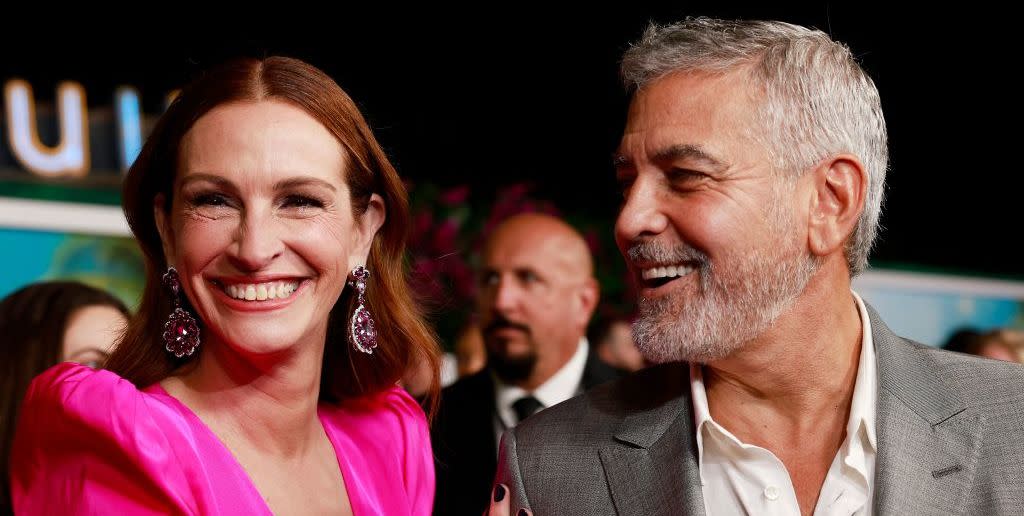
[0,280,129,515]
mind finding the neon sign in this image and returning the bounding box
[1,79,174,179]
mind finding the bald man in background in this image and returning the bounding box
[431,213,624,515]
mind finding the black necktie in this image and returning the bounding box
[511,395,544,423]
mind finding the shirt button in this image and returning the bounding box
[764,485,780,501]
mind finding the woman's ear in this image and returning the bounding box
[349,193,386,269]
[153,193,176,267]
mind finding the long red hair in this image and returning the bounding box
[105,56,440,414]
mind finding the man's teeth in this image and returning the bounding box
[641,264,696,280]
[223,281,300,301]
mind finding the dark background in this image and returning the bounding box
[2,4,1020,278]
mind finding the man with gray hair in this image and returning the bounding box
[487,18,1024,515]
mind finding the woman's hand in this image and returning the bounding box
[486,484,532,516]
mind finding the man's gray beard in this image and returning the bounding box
[630,235,819,364]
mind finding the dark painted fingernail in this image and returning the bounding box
[493,484,506,502]
[518,510,529,516]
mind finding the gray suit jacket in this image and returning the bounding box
[496,305,1024,515]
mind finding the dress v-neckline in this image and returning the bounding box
[145,383,356,515]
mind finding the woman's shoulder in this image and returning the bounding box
[319,384,431,460]
[321,384,428,432]
[319,385,434,512]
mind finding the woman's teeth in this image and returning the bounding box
[222,281,300,301]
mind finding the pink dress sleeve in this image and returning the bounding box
[10,362,196,514]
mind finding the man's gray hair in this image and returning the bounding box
[621,18,887,275]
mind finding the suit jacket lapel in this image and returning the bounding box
[870,305,984,515]
[598,364,706,516]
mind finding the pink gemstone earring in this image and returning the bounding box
[162,267,200,358]
[348,265,378,354]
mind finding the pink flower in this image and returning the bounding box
[410,258,445,301]
[409,211,434,249]
[585,232,601,256]
[502,183,530,199]
[448,260,477,301]
[439,185,470,206]
[411,257,439,276]
[433,219,460,253]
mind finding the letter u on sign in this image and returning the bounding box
[4,79,90,178]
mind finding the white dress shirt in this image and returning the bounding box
[440,352,458,388]
[493,338,589,445]
[691,291,878,516]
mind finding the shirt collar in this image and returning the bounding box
[849,290,877,451]
[494,338,589,426]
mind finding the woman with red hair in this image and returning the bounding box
[11,57,440,515]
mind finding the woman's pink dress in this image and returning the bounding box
[10,362,434,515]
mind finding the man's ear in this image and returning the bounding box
[576,278,600,329]
[806,155,867,259]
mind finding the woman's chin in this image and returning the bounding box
[204,331,310,361]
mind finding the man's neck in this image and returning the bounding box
[703,265,863,442]
[511,337,584,391]
[701,264,866,514]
